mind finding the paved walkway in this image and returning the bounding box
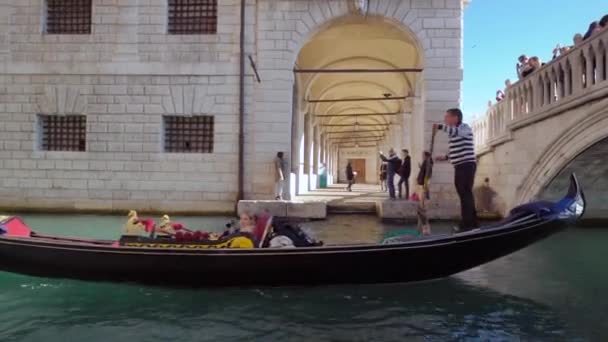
[294,183,390,205]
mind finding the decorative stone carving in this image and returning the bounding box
[36,86,87,115]
[162,85,214,115]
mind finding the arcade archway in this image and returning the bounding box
[290,16,424,196]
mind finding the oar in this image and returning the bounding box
[417,125,438,235]
[423,126,438,200]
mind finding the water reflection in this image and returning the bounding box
[0,273,578,342]
[2,214,606,341]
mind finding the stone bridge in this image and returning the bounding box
[473,28,608,219]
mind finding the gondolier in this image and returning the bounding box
[434,108,479,232]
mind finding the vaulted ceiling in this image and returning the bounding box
[296,17,422,148]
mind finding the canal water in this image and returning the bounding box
[0,214,606,341]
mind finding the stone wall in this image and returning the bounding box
[476,95,608,215]
[0,74,243,213]
[0,0,465,214]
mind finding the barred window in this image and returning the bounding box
[164,116,214,153]
[168,0,217,34]
[45,0,92,34]
[40,115,87,152]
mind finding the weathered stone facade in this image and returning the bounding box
[0,0,465,214]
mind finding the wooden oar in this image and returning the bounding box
[417,125,438,235]
[423,126,438,199]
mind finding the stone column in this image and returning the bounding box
[595,49,605,85]
[585,48,594,88]
[504,90,513,121]
[571,56,583,94]
[303,113,311,176]
[319,133,325,167]
[556,70,564,101]
[564,65,572,96]
[311,124,319,189]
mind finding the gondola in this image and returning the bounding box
[0,174,585,287]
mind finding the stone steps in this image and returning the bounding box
[327,202,377,215]
[237,200,326,219]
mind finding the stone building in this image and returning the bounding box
[0,0,465,214]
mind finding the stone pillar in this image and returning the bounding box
[504,91,513,121]
[303,114,311,176]
[571,55,584,94]
[594,49,605,84]
[319,133,325,166]
[586,48,594,88]
[542,78,548,105]
[534,77,543,109]
[311,124,319,190]
[564,65,572,96]
[527,81,534,112]
[556,71,564,101]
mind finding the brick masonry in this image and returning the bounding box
[0,0,464,214]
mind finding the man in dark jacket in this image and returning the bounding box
[398,149,411,199]
[379,148,401,200]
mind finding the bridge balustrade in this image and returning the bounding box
[473,29,608,152]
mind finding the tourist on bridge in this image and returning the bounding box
[516,55,530,79]
[274,152,286,200]
[583,21,600,40]
[601,15,608,31]
[434,108,479,232]
[398,149,411,200]
[379,148,402,200]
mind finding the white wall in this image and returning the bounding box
[0,0,464,213]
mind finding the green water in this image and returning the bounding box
[0,215,607,341]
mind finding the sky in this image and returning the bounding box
[462,0,607,120]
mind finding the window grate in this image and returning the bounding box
[40,115,87,151]
[168,0,217,34]
[46,0,92,34]
[164,116,214,153]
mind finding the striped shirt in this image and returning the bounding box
[438,123,476,166]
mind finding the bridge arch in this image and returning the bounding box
[517,101,608,204]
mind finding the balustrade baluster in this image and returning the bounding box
[585,47,595,88]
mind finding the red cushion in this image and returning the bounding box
[2,217,31,237]
[253,215,271,242]
[139,219,156,233]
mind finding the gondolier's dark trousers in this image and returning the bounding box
[454,162,479,229]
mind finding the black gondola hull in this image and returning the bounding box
[0,174,585,287]
[0,218,565,286]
